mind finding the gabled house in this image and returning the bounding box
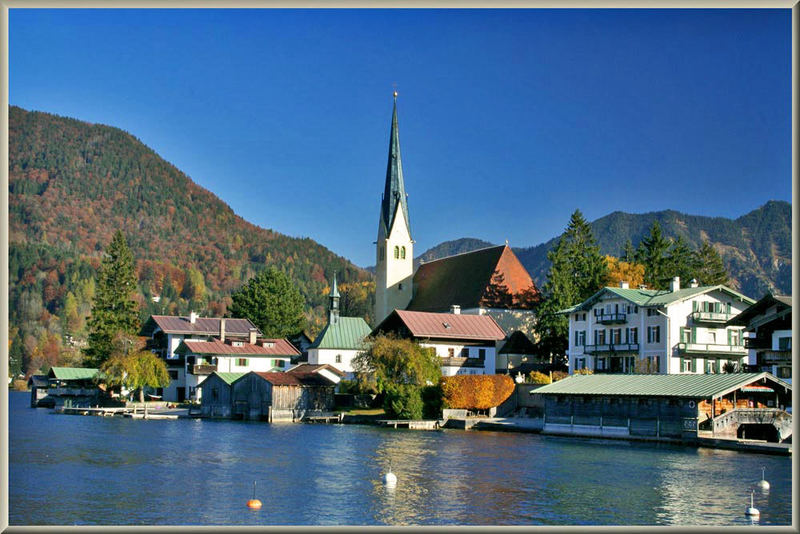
[728,293,792,381]
[198,372,247,418]
[496,330,545,375]
[174,337,301,402]
[229,370,338,422]
[562,278,755,375]
[307,275,372,378]
[371,309,506,376]
[287,363,345,385]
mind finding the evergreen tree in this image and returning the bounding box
[85,230,139,367]
[636,221,672,289]
[695,240,729,286]
[229,266,306,337]
[666,236,698,286]
[534,210,608,368]
[621,239,636,263]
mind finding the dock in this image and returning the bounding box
[303,414,343,424]
[54,406,190,419]
[377,419,440,430]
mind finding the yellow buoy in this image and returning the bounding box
[247,481,262,509]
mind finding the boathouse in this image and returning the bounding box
[229,370,337,422]
[534,373,791,443]
[27,374,49,407]
[198,372,246,418]
[30,367,105,408]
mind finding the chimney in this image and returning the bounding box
[670,277,680,292]
[189,311,198,324]
[249,328,257,345]
[620,281,629,289]
[450,304,461,315]
[219,318,226,343]
[690,279,699,288]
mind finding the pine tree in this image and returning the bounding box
[534,210,608,369]
[695,240,729,286]
[636,221,672,289]
[229,266,306,337]
[666,236,698,286]
[84,230,139,367]
[621,239,636,263]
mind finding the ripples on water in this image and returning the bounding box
[7,392,792,526]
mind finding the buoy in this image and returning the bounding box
[247,481,262,509]
[757,466,770,490]
[745,490,759,517]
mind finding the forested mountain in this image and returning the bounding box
[9,106,370,375]
[415,202,791,300]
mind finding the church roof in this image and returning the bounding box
[407,245,539,312]
[499,330,537,355]
[309,316,372,350]
[378,94,411,240]
[373,309,507,341]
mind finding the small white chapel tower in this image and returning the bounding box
[374,91,414,324]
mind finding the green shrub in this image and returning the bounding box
[421,384,443,419]
[383,384,424,420]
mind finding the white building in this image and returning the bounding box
[563,277,755,375]
[306,274,372,379]
[140,313,262,402]
[175,337,301,401]
[371,309,506,376]
[728,293,792,381]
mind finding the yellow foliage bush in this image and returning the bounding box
[551,370,568,382]
[528,371,551,384]
[573,368,594,375]
[441,374,515,410]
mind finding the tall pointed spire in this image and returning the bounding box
[379,91,411,240]
[329,273,340,324]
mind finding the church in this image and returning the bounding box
[373,93,540,338]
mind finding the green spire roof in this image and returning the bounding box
[310,316,372,350]
[331,272,339,298]
[379,92,411,239]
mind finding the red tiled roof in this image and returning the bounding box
[379,310,506,341]
[141,315,260,337]
[181,339,298,356]
[252,371,333,387]
[407,245,538,312]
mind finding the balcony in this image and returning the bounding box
[190,364,217,375]
[690,311,731,324]
[676,343,747,356]
[744,337,771,350]
[584,343,639,355]
[596,312,627,325]
[758,350,792,364]
[440,357,485,368]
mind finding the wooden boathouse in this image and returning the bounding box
[533,372,791,443]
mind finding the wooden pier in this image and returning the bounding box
[377,419,440,430]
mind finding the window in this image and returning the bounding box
[680,328,691,343]
[611,329,622,345]
[778,337,792,350]
[627,327,638,344]
[647,326,660,344]
[478,348,486,360]
[595,330,606,345]
[273,359,286,368]
[398,283,403,290]
[168,370,178,380]
[335,354,342,363]
[461,348,469,358]
[236,358,248,367]
[576,358,586,370]
[652,356,661,373]
[394,246,399,259]
[212,387,219,401]
[575,330,586,346]
[448,348,455,358]
[728,330,739,346]
[400,246,406,259]
[682,358,692,372]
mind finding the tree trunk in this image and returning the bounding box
[139,387,147,419]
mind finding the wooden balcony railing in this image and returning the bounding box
[597,312,627,325]
[690,311,731,324]
[190,364,217,375]
[584,343,639,355]
[676,342,747,355]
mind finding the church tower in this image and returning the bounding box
[374,92,414,324]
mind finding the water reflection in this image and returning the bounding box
[8,392,793,527]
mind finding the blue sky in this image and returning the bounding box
[10,9,791,268]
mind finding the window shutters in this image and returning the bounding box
[692,301,698,312]
[691,327,697,344]
[727,329,732,346]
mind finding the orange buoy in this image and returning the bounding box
[247,481,262,509]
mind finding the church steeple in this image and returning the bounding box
[374,91,414,325]
[329,273,340,324]
[379,91,411,241]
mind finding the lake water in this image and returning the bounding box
[7,391,793,526]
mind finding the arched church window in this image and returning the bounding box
[400,246,406,259]
[394,246,399,259]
